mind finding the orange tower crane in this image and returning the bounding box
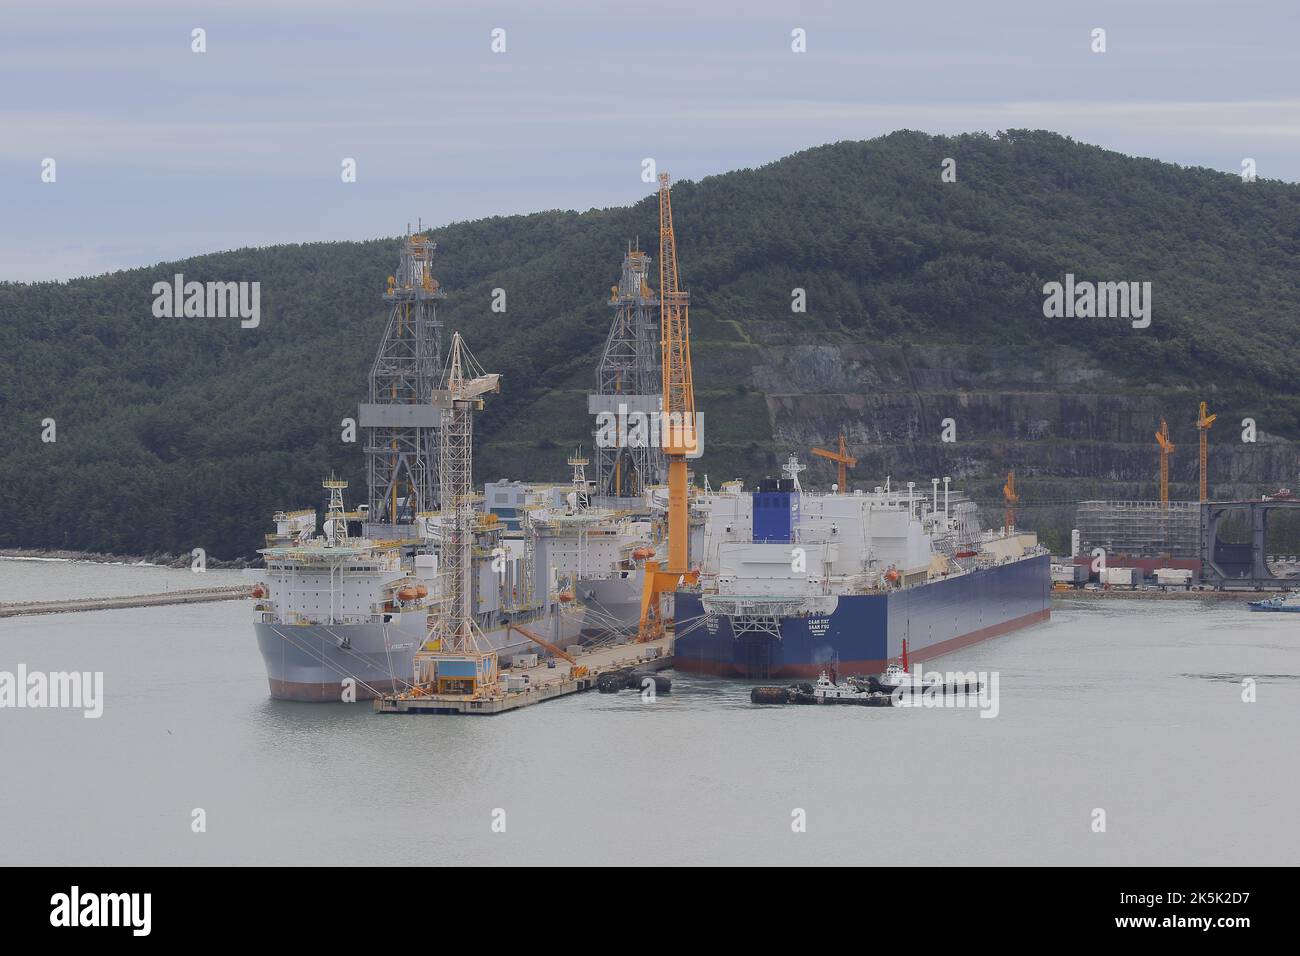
[1002,470,1018,532]
[637,173,700,641]
[1155,418,1175,509]
[1196,401,1216,503]
[811,432,856,491]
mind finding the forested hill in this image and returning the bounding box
[3,129,1300,560]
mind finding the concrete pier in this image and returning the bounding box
[0,585,251,618]
[1052,587,1273,602]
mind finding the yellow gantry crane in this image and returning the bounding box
[1002,470,1018,532]
[811,432,856,491]
[1155,418,1175,509]
[1196,401,1216,503]
[637,173,700,641]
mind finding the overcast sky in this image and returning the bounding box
[2,0,1297,282]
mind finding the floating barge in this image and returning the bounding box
[374,636,673,715]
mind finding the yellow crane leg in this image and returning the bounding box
[667,458,689,574]
[636,558,698,642]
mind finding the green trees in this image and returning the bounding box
[3,130,1299,558]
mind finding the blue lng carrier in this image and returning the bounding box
[674,471,1051,679]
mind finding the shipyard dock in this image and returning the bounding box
[0,584,251,618]
[1052,586,1284,602]
[374,636,673,715]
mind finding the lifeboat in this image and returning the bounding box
[397,586,418,602]
[250,584,266,599]
[558,591,575,603]
[414,584,428,598]
[631,546,655,560]
[884,568,900,584]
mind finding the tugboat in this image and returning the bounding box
[875,639,933,692]
[871,639,983,695]
[811,670,893,706]
[1247,591,1300,613]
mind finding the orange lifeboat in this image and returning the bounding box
[884,569,900,584]
[632,546,655,560]
[558,591,575,603]
[251,585,266,599]
[397,587,418,602]
[414,584,428,598]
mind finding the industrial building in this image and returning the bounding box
[1075,500,1200,559]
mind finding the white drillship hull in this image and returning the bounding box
[253,612,426,702]
[574,569,645,636]
[254,605,612,701]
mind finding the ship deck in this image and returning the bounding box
[373,635,673,715]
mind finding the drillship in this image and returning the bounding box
[246,474,654,701]
[247,480,430,700]
[673,460,1051,679]
[246,233,660,700]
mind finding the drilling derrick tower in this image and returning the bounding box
[360,229,445,538]
[414,332,501,696]
[591,243,664,498]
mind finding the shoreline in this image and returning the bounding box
[0,547,251,570]
[1052,587,1283,602]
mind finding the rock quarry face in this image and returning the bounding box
[716,339,1300,547]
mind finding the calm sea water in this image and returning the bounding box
[2,558,1297,866]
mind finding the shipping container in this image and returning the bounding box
[1103,567,1137,588]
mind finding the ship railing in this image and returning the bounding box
[701,594,810,618]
